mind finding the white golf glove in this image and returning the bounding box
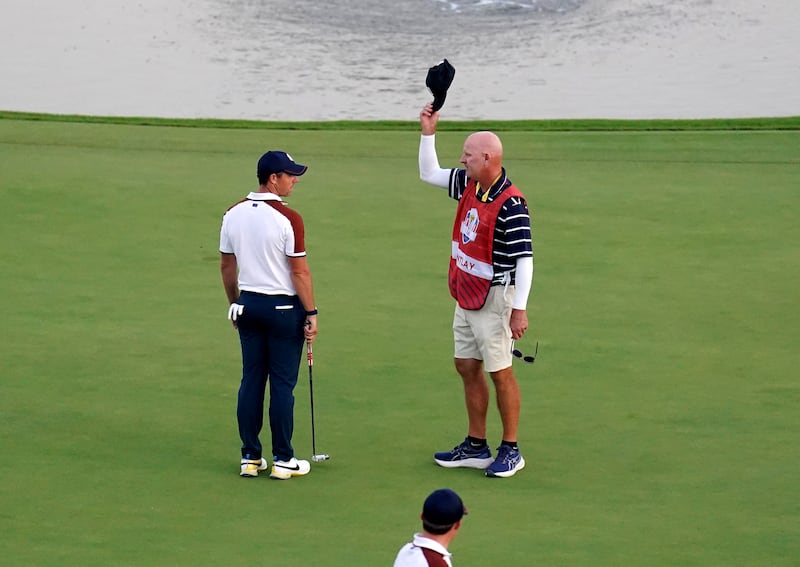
[227,303,244,322]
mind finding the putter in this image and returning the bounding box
[306,340,330,462]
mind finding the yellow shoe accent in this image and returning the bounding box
[240,458,268,477]
[269,458,311,480]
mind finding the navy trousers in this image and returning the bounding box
[235,291,305,462]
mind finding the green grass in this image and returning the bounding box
[1,116,798,566]
[2,110,800,131]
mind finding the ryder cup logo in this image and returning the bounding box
[461,208,480,245]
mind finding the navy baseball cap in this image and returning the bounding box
[257,151,308,177]
[422,489,467,527]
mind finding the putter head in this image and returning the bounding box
[311,454,330,462]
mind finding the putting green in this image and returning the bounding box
[1,115,798,566]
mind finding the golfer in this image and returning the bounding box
[418,103,533,478]
[219,150,319,479]
[393,488,467,567]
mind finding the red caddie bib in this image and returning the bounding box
[448,180,523,310]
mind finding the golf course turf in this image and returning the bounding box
[1,113,798,565]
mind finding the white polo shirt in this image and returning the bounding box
[393,534,453,567]
[219,192,306,296]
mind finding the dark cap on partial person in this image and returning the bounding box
[422,488,467,528]
[257,150,308,179]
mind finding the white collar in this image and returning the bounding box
[411,534,452,558]
[247,191,282,202]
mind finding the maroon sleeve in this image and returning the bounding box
[421,547,449,567]
[286,208,306,255]
[268,202,306,255]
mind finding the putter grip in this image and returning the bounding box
[307,341,313,366]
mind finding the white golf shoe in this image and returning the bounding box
[240,457,269,477]
[270,457,311,480]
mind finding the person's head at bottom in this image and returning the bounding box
[422,488,468,542]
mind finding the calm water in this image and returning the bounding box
[1,0,797,120]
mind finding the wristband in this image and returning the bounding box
[305,309,318,316]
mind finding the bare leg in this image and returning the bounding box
[454,358,489,439]
[489,366,520,442]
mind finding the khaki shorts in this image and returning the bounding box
[453,285,514,373]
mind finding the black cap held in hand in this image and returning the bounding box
[426,59,456,112]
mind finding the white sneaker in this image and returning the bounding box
[270,457,311,480]
[240,457,269,477]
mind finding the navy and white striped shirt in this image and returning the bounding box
[448,168,533,286]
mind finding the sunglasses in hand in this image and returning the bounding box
[512,340,538,364]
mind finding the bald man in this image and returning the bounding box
[418,103,533,478]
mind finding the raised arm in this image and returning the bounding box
[419,103,451,188]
